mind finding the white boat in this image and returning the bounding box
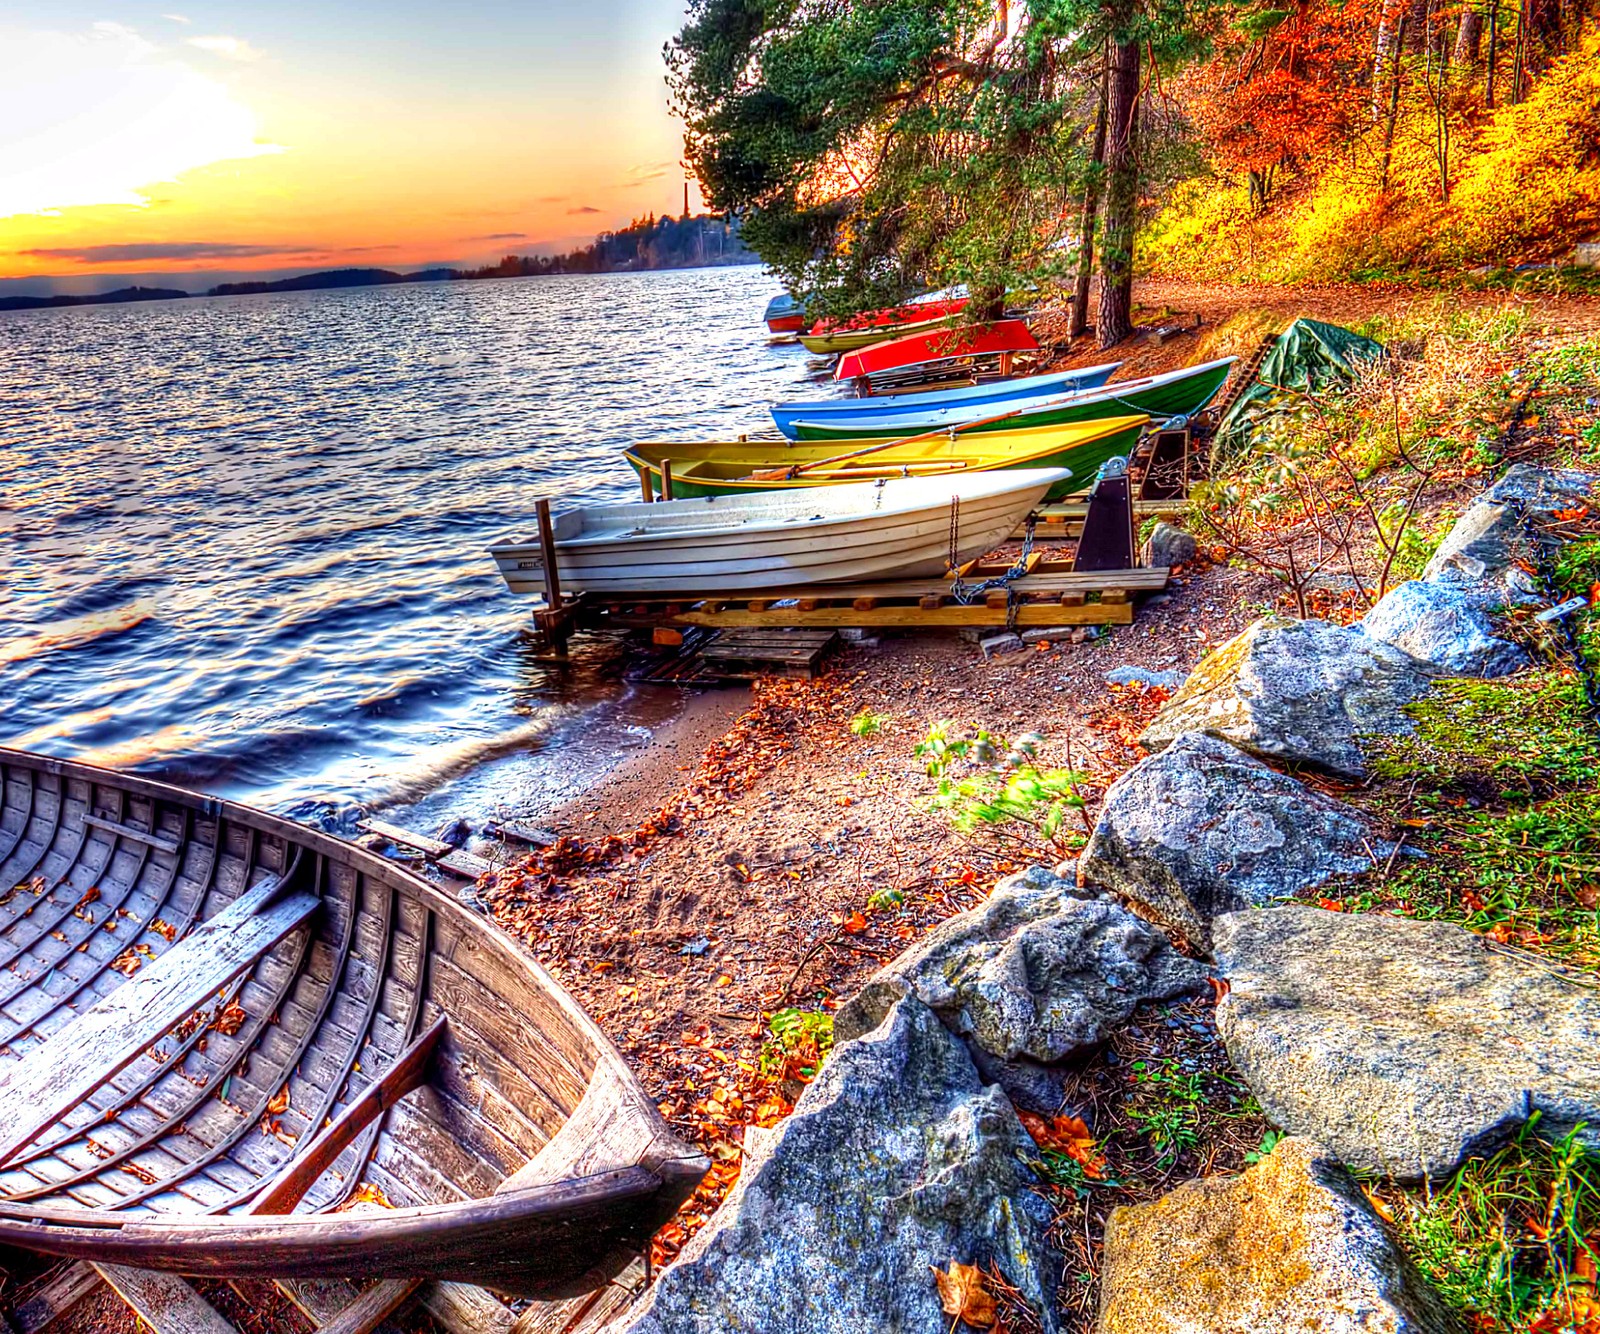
[489,468,1069,597]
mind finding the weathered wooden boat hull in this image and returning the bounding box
[0,748,706,1301]
[797,310,960,355]
[792,357,1237,440]
[489,468,1069,597]
[622,416,1147,502]
[768,363,1122,438]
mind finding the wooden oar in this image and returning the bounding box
[745,404,1030,483]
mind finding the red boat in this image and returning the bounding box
[834,318,1039,383]
[810,296,968,336]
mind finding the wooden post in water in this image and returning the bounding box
[535,497,571,659]
[640,468,654,503]
[661,461,675,501]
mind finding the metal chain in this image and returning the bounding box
[950,514,1038,607]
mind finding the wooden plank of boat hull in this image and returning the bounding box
[81,812,183,855]
[0,876,314,1168]
[93,1265,238,1334]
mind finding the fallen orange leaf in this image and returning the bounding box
[842,912,868,935]
[931,1261,997,1330]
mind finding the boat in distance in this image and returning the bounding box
[489,468,1070,598]
[623,416,1147,501]
[793,356,1239,440]
[834,318,1039,383]
[769,363,1122,439]
[0,747,706,1301]
[763,292,806,334]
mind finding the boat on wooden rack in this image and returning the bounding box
[489,467,1069,598]
[768,363,1122,438]
[763,292,806,335]
[793,356,1239,441]
[796,298,969,355]
[0,747,707,1305]
[833,319,1039,385]
[622,416,1146,501]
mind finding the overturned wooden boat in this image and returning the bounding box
[490,467,1069,598]
[763,292,806,334]
[793,356,1239,441]
[623,416,1146,501]
[768,363,1122,438]
[0,747,707,1302]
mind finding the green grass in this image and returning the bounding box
[1388,1122,1600,1328]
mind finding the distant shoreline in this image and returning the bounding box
[2,212,760,312]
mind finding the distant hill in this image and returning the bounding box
[0,285,189,312]
[208,267,457,297]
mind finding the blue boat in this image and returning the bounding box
[769,362,1121,440]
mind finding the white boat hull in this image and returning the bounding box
[490,469,1066,597]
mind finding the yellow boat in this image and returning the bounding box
[621,415,1149,501]
[797,313,956,355]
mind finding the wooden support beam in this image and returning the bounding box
[677,602,1133,629]
[918,595,943,611]
[94,1267,237,1334]
[639,468,653,504]
[796,598,820,612]
[1059,592,1086,607]
[535,499,563,611]
[746,600,770,613]
[0,877,314,1168]
[314,1280,424,1334]
[660,461,675,502]
[82,813,181,855]
[983,591,1009,611]
[851,597,878,612]
[246,1017,448,1216]
[1100,588,1130,605]
[356,819,453,859]
[11,1262,101,1334]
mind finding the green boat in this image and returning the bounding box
[621,415,1149,502]
[787,356,1237,441]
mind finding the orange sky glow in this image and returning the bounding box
[0,7,702,285]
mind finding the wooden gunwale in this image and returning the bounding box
[0,746,707,1303]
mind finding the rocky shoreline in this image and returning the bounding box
[608,464,1600,1333]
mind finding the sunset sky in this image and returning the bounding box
[0,2,701,289]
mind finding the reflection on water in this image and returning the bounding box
[0,267,814,827]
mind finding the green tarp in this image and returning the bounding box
[1214,318,1387,461]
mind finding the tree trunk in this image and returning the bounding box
[1097,35,1140,350]
[1380,8,1410,190]
[1486,0,1499,102]
[1069,59,1109,342]
[1454,8,1483,65]
[1373,0,1399,115]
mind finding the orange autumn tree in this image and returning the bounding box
[1183,0,1381,208]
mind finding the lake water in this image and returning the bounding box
[0,266,815,832]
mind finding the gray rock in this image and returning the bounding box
[1144,521,1198,568]
[1105,664,1188,690]
[1362,579,1528,677]
[1080,733,1385,949]
[834,866,1207,1109]
[622,996,1061,1334]
[1098,1136,1457,1334]
[1423,464,1598,601]
[1214,906,1600,1180]
[979,631,1025,659]
[1139,617,1433,779]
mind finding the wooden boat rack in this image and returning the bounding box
[540,559,1167,635]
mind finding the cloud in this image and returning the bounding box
[0,23,280,219]
[621,161,676,188]
[466,232,529,241]
[567,206,602,215]
[185,34,263,61]
[162,12,191,22]
[537,194,569,204]
[19,242,308,263]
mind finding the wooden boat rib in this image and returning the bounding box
[0,748,706,1299]
[768,363,1122,438]
[793,356,1239,441]
[489,468,1069,598]
[622,416,1148,502]
[833,319,1038,382]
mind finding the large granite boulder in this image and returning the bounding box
[1361,579,1527,677]
[1423,464,1597,602]
[1214,906,1600,1180]
[834,865,1208,1109]
[1079,732,1386,949]
[1098,1136,1457,1334]
[622,996,1061,1334]
[1139,617,1433,779]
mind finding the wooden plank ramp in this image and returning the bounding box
[696,628,840,679]
[356,818,495,881]
[95,1267,237,1334]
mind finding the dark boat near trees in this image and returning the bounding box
[0,747,706,1303]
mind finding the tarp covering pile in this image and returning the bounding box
[1215,318,1387,461]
